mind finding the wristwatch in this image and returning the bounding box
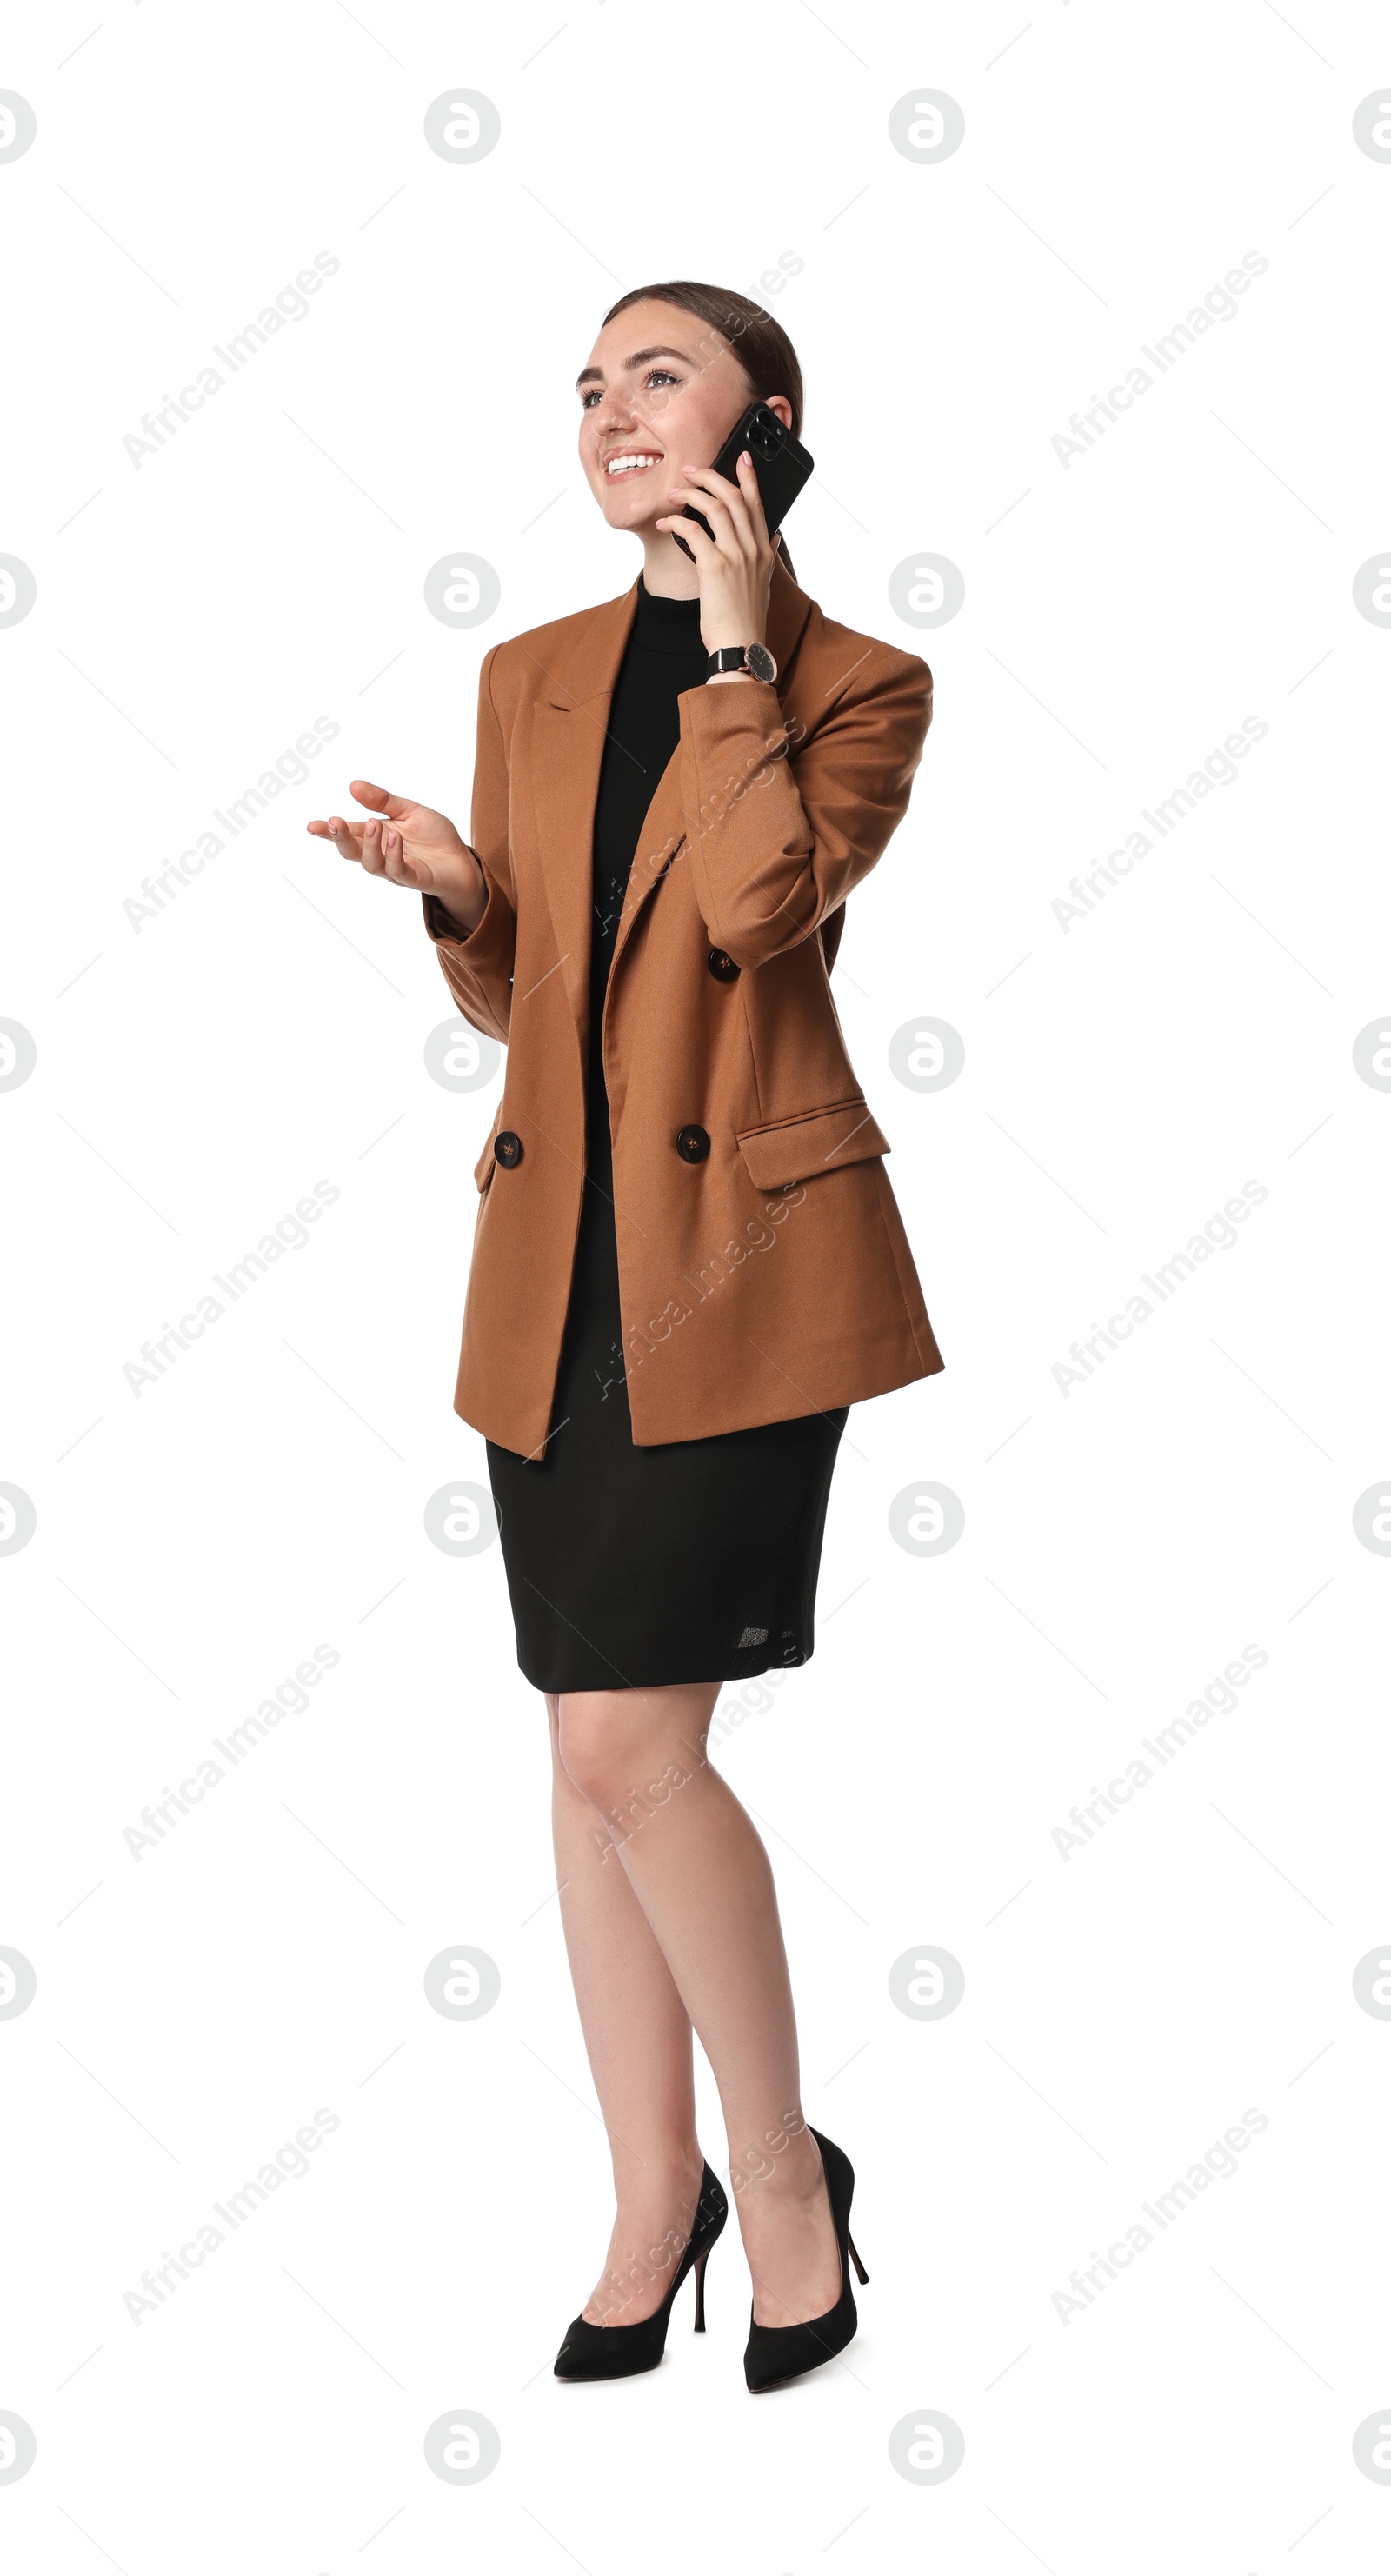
[706,642,777,684]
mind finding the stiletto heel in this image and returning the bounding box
[847,2228,869,2285]
[743,2128,865,2393]
[554,2161,728,2381]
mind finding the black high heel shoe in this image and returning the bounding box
[742,2127,869,2393]
[553,2161,729,2381]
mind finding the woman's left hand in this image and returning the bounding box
[655,451,781,662]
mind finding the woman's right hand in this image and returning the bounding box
[306,778,488,933]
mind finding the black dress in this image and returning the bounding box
[485,576,848,1693]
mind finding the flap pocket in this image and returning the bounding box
[736,1098,889,1191]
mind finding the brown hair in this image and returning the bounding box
[601,279,805,581]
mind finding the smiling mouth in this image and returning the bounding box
[604,452,662,480]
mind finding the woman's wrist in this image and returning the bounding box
[702,624,768,656]
[430,856,489,936]
[704,635,774,688]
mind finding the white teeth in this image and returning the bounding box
[605,453,660,476]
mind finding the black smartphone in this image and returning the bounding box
[671,401,815,562]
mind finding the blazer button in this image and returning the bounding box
[493,1130,524,1168]
[676,1124,710,1164]
[707,946,741,982]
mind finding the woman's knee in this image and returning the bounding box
[556,1692,643,1807]
[556,1690,703,1816]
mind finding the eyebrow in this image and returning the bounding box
[575,343,698,392]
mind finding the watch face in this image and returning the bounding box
[746,641,776,683]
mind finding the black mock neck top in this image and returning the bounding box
[585,576,708,1181]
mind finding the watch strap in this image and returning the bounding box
[706,642,777,682]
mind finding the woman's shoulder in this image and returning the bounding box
[787,590,933,717]
[801,592,931,684]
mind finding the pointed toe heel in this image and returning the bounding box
[553,2161,728,2382]
[742,2128,865,2394]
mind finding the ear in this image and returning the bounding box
[762,394,794,433]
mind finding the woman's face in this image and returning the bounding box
[576,298,792,537]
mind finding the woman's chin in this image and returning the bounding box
[602,500,662,541]
[600,509,659,551]
[591,476,663,527]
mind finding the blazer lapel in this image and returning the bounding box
[522,559,815,1055]
[606,560,816,985]
[525,583,638,1056]
[765,553,814,682]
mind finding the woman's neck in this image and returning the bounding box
[639,529,702,601]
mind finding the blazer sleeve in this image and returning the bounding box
[421,643,517,1045]
[674,646,932,971]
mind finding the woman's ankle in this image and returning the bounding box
[730,2120,822,2215]
[610,2136,704,2220]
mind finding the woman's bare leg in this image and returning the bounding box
[544,1693,706,2326]
[556,1681,842,2330]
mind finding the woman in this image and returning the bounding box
[308,282,944,2392]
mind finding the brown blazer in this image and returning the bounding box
[423,555,945,1459]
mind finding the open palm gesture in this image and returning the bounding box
[307,779,485,928]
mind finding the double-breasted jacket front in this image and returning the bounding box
[423,555,946,1460]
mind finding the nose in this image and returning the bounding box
[594,389,636,437]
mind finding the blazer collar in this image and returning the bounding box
[535,554,814,710]
[524,559,815,1057]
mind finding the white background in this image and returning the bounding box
[3,1,1390,2568]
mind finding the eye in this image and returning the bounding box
[581,388,602,409]
[645,369,680,389]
